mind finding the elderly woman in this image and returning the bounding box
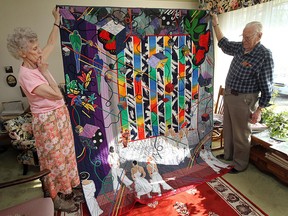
[7,7,80,212]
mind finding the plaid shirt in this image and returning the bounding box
[218,37,274,108]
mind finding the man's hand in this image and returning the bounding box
[250,109,262,124]
[209,12,224,41]
[210,12,219,27]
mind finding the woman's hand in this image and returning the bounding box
[37,57,49,74]
[42,7,60,61]
[52,7,60,25]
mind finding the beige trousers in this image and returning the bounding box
[223,91,259,171]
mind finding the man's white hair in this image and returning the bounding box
[245,21,263,33]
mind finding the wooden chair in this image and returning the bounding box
[0,169,54,216]
[212,85,225,150]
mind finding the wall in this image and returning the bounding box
[0,0,199,111]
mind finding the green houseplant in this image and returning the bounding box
[261,108,288,141]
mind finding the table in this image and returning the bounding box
[250,130,288,186]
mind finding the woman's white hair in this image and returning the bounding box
[7,27,38,60]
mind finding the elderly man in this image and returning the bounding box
[211,13,274,173]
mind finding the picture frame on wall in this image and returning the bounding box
[6,74,17,87]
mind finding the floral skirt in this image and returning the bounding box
[32,105,80,198]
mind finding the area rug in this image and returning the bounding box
[54,177,267,216]
[127,177,267,216]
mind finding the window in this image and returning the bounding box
[214,0,288,111]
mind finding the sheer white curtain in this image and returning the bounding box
[214,0,288,98]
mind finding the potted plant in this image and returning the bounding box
[261,107,288,141]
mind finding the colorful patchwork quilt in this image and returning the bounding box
[58,6,229,216]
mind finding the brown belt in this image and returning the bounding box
[226,89,259,96]
[230,89,239,96]
[225,88,240,96]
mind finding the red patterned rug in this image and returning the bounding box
[127,177,267,216]
[55,177,267,216]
